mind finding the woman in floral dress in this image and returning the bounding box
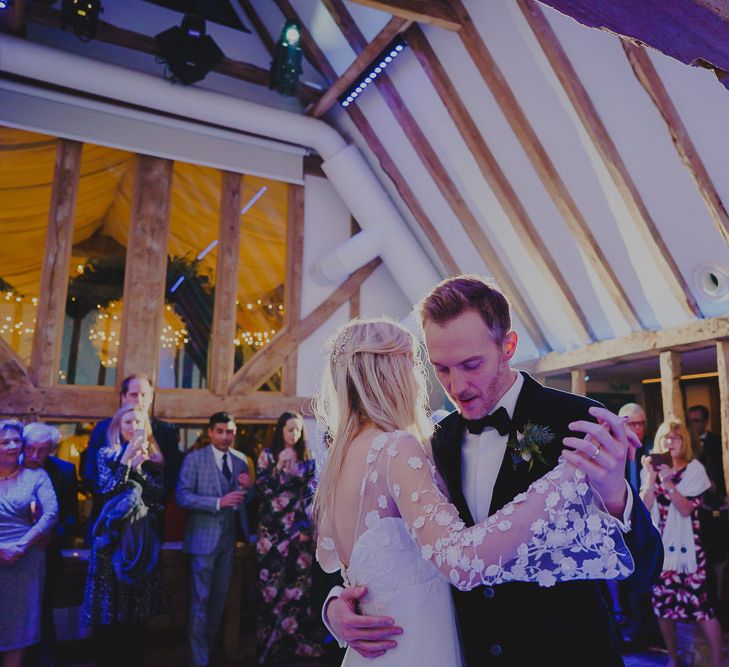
[255,411,324,664]
[82,405,166,667]
[641,418,723,667]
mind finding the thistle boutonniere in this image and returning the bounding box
[507,422,554,470]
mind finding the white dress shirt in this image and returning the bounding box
[461,373,523,522]
[461,372,632,528]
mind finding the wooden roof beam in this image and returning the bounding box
[518,0,702,319]
[323,0,551,352]
[450,0,645,331]
[343,0,462,32]
[522,315,729,376]
[263,0,459,276]
[406,23,595,344]
[536,0,729,89]
[622,39,729,249]
[310,16,410,118]
[25,4,321,105]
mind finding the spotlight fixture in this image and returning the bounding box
[60,0,103,42]
[0,0,10,10]
[339,35,406,108]
[270,20,302,96]
[155,13,224,85]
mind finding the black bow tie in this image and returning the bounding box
[464,406,512,436]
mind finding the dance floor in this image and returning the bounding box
[55,620,728,666]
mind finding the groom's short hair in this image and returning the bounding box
[418,274,511,342]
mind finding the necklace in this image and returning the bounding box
[0,467,20,481]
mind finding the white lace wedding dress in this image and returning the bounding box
[317,431,634,667]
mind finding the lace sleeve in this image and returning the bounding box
[18,470,59,550]
[386,433,634,590]
[316,513,341,574]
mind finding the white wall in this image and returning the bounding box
[296,174,411,398]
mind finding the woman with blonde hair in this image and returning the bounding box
[313,318,635,667]
[641,418,723,667]
[82,404,166,667]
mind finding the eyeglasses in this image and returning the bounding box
[663,435,682,444]
[626,420,645,428]
[687,417,706,424]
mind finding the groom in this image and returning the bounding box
[324,275,662,666]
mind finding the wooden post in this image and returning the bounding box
[117,155,173,385]
[659,350,684,422]
[349,217,361,320]
[715,341,729,497]
[209,172,243,395]
[282,184,304,396]
[30,139,82,388]
[0,0,25,35]
[571,369,586,396]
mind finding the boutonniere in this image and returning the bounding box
[507,422,554,470]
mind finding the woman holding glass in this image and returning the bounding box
[641,418,723,667]
[81,405,165,667]
[255,411,324,663]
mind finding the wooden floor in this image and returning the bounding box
[54,621,729,667]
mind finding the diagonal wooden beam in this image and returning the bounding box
[228,258,382,395]
[0,336,37,414]
[406,23,594,344]
[344,0,461,31]
[536,0,729,88]
[449,0,645,331]
[622,39,729,249]
[310,16,410,118]
[518,0,702,319]
[25,4,321,105]
[323,0,551,352]
[261,0,458,276]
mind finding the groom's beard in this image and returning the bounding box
[452,357,513,420]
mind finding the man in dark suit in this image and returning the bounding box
[324,275,663,666]
[82,374,181,529]
[687,404,728,602]
[23,423,79,667]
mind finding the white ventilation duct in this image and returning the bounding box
[0,35,440,303]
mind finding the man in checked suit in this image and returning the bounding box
[177,412,254,667]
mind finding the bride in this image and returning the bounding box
[313,318,634,667]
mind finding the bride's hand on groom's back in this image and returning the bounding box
[327,586,403,658]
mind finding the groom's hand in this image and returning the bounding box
[327,586,402,658]
[563,406,639,518]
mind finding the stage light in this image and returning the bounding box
[270,20,302,96]
[61,0,103,42]
[155,13,224,85]
[0,0,9,10]
[338,36,406,108]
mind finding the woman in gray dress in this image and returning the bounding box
[0,419,58,667]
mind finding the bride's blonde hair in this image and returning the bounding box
[312,317,433,522]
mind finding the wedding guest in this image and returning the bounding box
[22,423,79,667]
[641,418,723,667]
[81,405,166,667]
[0,420,58,667]
[176,412,253,667]
[687,404,728,602]
[616,403,661,652]
[82,374,180,505]
[255,411,324,663]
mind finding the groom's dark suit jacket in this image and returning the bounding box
[432,372,663,667]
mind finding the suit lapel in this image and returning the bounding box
[432,413,475,527]
[207,446,223,496]
[488,372,548,514]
